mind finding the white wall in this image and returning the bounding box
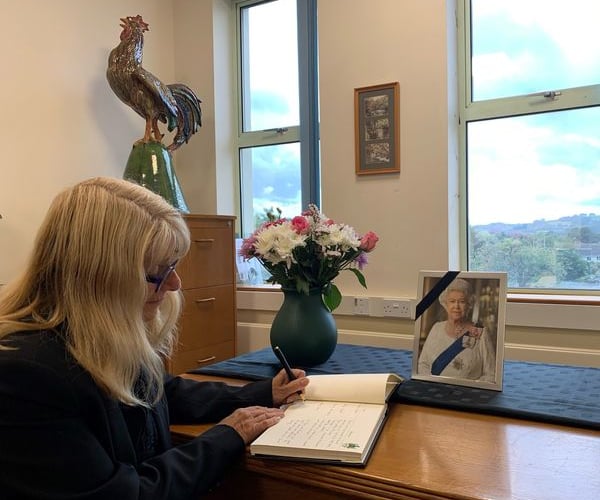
[172,0,238,217]
[318,0,455,298]
[0,0,176,283]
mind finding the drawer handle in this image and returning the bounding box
[195,297,216,303]
[197,356,216,364]
[194,238,215,243]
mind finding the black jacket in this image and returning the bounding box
[0,330,273,499]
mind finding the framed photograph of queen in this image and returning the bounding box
[411,271,507,391]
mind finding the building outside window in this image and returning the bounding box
[459,0,600,292]
[235,0,319,238]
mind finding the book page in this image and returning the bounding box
[305,373,403,404]
[250,400,386,460]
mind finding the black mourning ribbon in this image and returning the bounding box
[414,271,460,319]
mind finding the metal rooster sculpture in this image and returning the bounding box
[106,15,202,212]
[107,15,202,152]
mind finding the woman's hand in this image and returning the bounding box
[219,406,284,444]
[272,368,309,407]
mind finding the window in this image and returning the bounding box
[459,0,600,292]
[235,0,319,237]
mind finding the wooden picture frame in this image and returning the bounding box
[354,82,400,175]
[411,270,507,391]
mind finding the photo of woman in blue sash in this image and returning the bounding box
[417,278,496,382]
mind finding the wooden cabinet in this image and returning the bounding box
[168,214,237,374]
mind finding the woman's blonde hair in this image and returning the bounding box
[0,177,190,406]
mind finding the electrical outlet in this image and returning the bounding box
[382,298,412,318]
[353,297,370,315]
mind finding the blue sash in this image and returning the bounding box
[431,334,467,375]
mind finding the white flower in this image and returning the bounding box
[239,204,378,311]
[254,222,307,265]
[316,223,361,251]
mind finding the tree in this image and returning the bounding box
[470,231,554,287]
[556,249,591,282]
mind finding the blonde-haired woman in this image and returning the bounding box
[417,278,495,382]
[0,177,307,499]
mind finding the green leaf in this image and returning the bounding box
[322,283,342,311]
[348,268,367,288]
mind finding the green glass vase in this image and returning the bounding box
[270,287,338,367]
[123,141,189,213]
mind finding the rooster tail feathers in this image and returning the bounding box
[169,83,202,130]
[167,83,202,152]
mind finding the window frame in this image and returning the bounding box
[457,0,600,298]
[234,0,320,237]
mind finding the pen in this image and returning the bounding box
[273,345,305,401]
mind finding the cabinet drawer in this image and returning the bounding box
[169,341,235,375]
[179,286,235,349]
[178,227,234,288]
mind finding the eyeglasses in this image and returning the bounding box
[145,260,179,292]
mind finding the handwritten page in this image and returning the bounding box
[250,400,386,459]
[250,373,401,463]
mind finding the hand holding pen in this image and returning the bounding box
[273,346,307,402]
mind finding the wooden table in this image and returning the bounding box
[171,374,600,500]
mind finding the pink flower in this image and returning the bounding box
[239,204,379,312]
[291,216,310,234]
[264,218,286,229]
[359,231,379,252]
[239,236,257,259]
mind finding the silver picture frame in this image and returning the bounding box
[411,270,507,391]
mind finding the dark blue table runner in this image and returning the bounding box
[190,344,600,430]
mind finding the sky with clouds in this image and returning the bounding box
[468,0,600,226]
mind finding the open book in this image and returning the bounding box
[250,373,403,466]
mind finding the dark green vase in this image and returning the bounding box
[270,287,338,367]
[123,141,189,213]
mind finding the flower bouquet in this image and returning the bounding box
[239,204,379,311]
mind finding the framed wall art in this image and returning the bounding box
[354,82,400,175]
[411,270,507,391]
